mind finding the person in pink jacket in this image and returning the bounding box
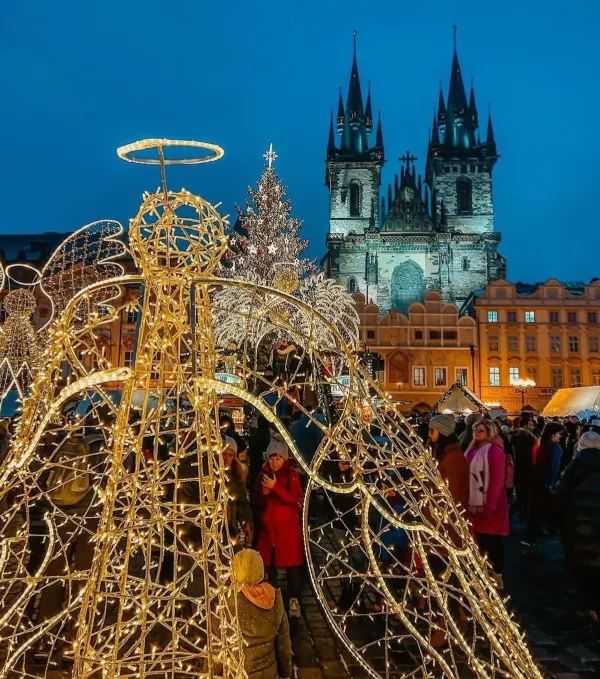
[465,419,509,587]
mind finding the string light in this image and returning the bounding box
[0,138,541,679]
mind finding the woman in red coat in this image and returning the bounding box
[253,439,304,619]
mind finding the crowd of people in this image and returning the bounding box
[1,400,599,678]
[423,410,600,621]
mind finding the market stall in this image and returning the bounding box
[434,381,487,415]
[541,386,600,419]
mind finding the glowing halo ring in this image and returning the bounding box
[117,138,224,165]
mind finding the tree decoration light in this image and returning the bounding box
[215,145,359,353]
[0,139,541,679]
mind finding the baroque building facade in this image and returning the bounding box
[323,36,506,313]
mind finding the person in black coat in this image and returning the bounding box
[554,431,600,621]
[510,416,537,517]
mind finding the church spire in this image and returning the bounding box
[375,110,384,148]
[487,108,496,148]
[431,110,440,144]
[336,87,344,133]
[447,26,468,115]
[469,77,479,128]
[365,83,373,133]
[327,111,336,152]
[346,31,364,120]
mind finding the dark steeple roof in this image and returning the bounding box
[365,83,373,132]
[327,111,336,152]
[487,110,496,149]
[447,28,469,117]
[375,111,383,148]
[327,32,383,165]
[469,79,479,128]
[336,87,344,132]
[426,28,498,166]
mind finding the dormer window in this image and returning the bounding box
[349,182,361,217]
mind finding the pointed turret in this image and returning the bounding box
[336,88,345,133]
[327,112,336,152]
[431,111,440,144]
[437,82,447,123]
[486,110,497,156]
[469,78,479,128]
[365,83,373,133]
[375,111,384,148]
[346,31,364,124]
[447,27,469,116]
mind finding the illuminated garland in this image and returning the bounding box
[0,140,541,679]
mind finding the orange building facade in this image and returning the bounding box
[471,279,600,413]
[355,291,478,412]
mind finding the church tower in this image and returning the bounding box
[325,33,384,237]
[426,30,498,235]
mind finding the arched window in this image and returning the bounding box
[462,257,470,271]
[348,277,357,293]
[349,182,361,217]
[456,178,472,214]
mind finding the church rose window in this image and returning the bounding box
[349,182,361,216]
[456,178,472,214]
[391,260,425,313]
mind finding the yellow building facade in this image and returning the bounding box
[472,279,600,413]
[355,290,478,412]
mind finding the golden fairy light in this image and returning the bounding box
[0,138,541,679]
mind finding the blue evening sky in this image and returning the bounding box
[1,0,598,283]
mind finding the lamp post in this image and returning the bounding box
[511,377,536,412]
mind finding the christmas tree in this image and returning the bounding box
[225,144,315,289]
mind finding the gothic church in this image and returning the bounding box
[323,35,506,313]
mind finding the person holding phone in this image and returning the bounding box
[253,440,304,619]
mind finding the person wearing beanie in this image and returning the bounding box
[429,415,469,513]
[230,549,292,679]
[459,412,480,452]
[253,438,304,620]
[222,437,253,547]
[555,431,600,622]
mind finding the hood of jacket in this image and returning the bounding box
[241,582,276,610]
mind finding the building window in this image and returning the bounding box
[528,367,537,382]
[590,336,599,353]
[456,178,472,214]
[525,336,537,352]
[456,367,468,386]
[569,335,580,352]
[552,368,563,388]
[488,335,499,352]
[588,312,598,324]
[524,311,535,323]
[413,367,426,386]
[567,311,577,324]
[414,330,423,340]
[550,335,561,353]
[489,367,500,386]
[462,257,470,271]
[549,311,560,323]
[487,310,498,323]
[509,367,520,384]
[124,309,138,324]
[429,330,442,340]
[434,367,447,387]
[349,182,361,217]
[347,277,357,293]
[593,371,600,386]
[443,330,457,341]
[366,330,375,340]
[571,368,582,387]
[508,335,518,353]
[507,311,517,323]
[124,350,135,367]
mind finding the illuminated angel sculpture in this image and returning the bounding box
[0,139,540,679]
[214,145,359,353]
[0,221,125,413]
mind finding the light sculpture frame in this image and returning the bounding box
[0,139,541,679]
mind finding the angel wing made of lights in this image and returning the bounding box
[0,221,126,413]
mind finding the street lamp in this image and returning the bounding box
[511,377,536,411]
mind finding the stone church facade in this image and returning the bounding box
[322,36,506,313]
